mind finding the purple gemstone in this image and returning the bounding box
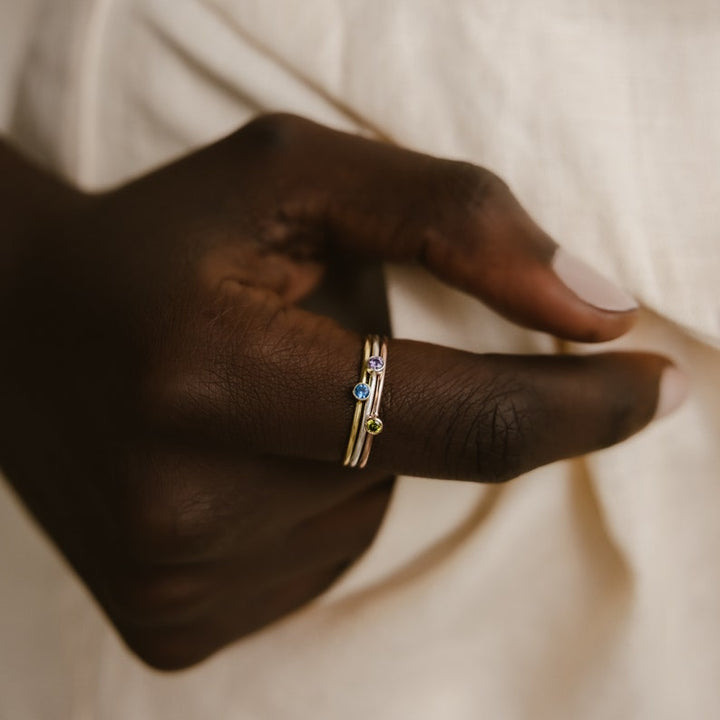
[367,355,385,372]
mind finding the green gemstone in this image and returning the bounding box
[366,417,384,435]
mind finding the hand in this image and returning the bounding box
[0,115,681,670]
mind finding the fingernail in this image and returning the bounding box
[654,365,689,420]
[552,248,638,312]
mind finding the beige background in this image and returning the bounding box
[2,2,720,718]
[0,1,39,124]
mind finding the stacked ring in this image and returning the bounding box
[343,334,388,468]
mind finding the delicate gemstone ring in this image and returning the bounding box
[343,335,388,468]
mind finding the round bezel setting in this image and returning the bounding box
[353,382,371,401]
[365,417,384,435]
[367,356,385,373]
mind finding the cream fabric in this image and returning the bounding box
[1,1,720,718]
[0,1,40,125]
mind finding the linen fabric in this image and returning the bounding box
[2,1,720,718]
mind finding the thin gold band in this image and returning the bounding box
[358,336,387,469]
[344,335,387,469]
[343,337,371,466]
[350,336,380,467]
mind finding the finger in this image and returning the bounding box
[228,114,638,343]
[371,343,683,481]
[167,293,686,483]
[116,560,347,670]
[278,478,395,579]
[114,483,393,670]
[121,447,393,565]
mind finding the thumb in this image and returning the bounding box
[229,114,638,343]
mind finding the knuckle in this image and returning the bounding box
[421,162,513,264]
[601,391,642,447]
[429,368,532,482]
[122,634,209,672]
[443,160,509,214]
[235,112,305,155]
[107,567,211,631]
[472,377,536,483]
[116,608,215,672]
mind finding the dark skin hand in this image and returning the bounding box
[0,114,673,670]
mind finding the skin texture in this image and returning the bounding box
[0,114,673,670]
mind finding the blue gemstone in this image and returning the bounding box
[353,383,371,400]
[367,356,385,372]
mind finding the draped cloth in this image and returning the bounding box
[1,1,720,717]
